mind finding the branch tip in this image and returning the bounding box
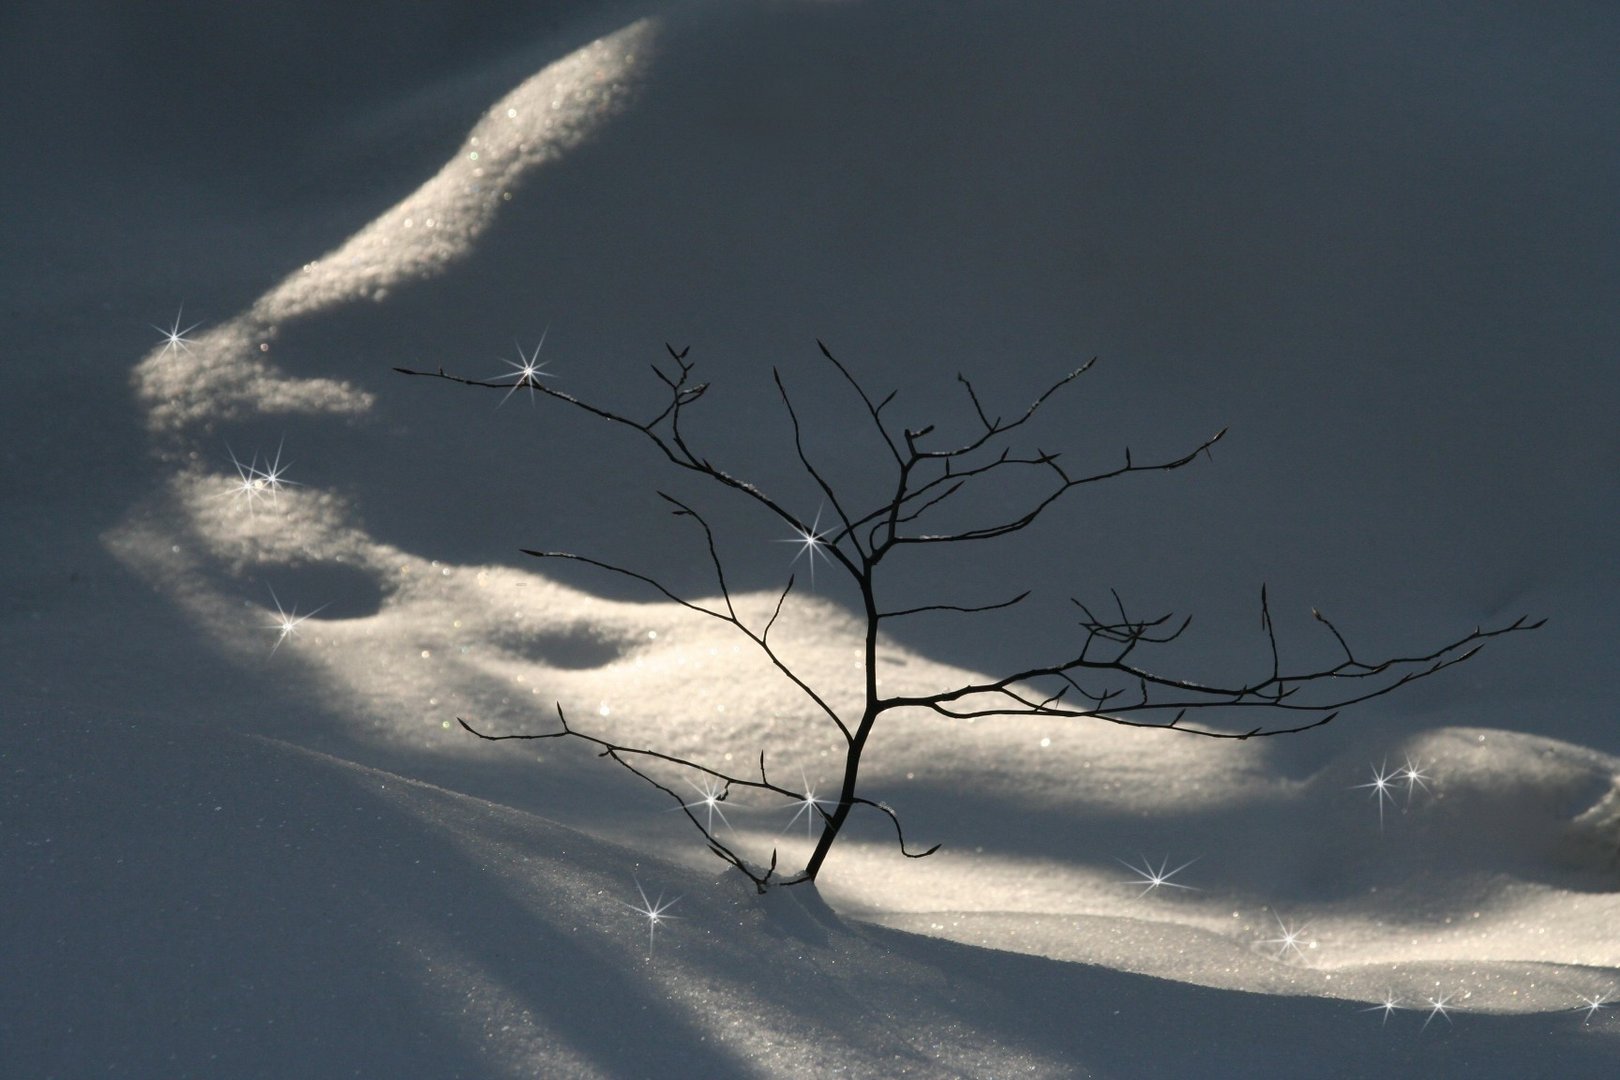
[409,344,1538,877]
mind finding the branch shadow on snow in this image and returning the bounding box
[10,685,1615,1078]
[2,700,758,1078]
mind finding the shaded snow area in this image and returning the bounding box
[4,2,1618,1076]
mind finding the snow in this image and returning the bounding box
[4,2,1618,1076]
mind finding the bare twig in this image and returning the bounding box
[399,343,1542,885]
[888,613,1542,738]
[880,591,1031,619]
[461,709,830,891]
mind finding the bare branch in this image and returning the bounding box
[915,357,1098,460]
[816,339,903,467]
[522,542,852,744]
[881,590,1031,619]
[888,426,1227,547]
[397,357,839,571]
[1260,584,1281,692]
[464,712,793,888]
[1312,606,1355,665]
[957,372,998,432]
[405,345,1541,885]
[850,797,942,858]
[886,612,1540,739]
[656,493,738,622]
[520,549,728,622]
[762,574,796,643]
[458,709,938,888]
[772,368,862,563]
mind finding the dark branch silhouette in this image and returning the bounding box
[397,343,1541,889]
[457,710,935,891]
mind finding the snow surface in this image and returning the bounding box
[4,2,1618,1076]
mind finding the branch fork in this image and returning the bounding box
[397,342,1540,885]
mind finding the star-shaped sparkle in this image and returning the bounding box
[773,504,834,586]
[1353,760,1399,830]
[254,439,295,500]
[1261,912,1313,962]
[226,447,269,510]
[1360,991,1404,1025]
[1395,755,1432,803]
[1574,993,1613,1024]
[784,771,830,838]
[225,440,296,512]
[620,879,680,953]
[152,306,202,354]
[1422,992,1458,1029]
[496,330,553,406]
[1117,854,1199,898]
[266,585,326,654]
[680,776,732,833]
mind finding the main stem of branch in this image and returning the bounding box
[802,564,883,880]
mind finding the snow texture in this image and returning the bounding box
[4,2,1618,1076]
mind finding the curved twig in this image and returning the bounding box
[403,345,1542,884]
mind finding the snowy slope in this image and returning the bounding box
[4,2,1618,1076]
[9,703,1618,1078]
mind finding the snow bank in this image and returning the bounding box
[5,1,1618,1076]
